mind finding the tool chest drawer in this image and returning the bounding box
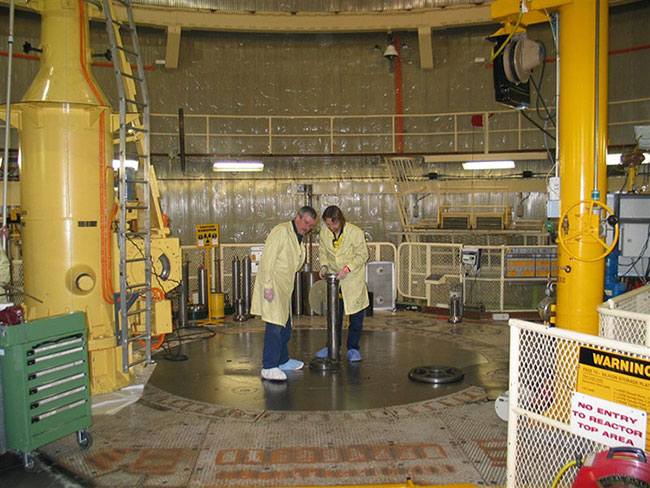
[0,313,91,452]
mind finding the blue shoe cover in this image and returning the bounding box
[278,358,304,371]
[347,349,362,362]
[315,347,328,359]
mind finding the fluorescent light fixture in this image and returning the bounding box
[213,161,264,172]
[462,160,515,170]
[606,153,650,165]
[606,153,622,166]
[112,159,138,171]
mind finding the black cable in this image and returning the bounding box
[620,225,650,280]
[521,109,556,141]
[618,170,629,193]
[125,233,181,290]
[530,42,556,126]
[160,324,217,362]
[542,119,556,166]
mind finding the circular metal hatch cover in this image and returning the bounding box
[408,365,465,384]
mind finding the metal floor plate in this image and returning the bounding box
[150,327,505,411]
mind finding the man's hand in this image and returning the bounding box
[263,288,274,302]
[336,266,350,281]
[319,266,328,279]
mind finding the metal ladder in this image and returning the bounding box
[101,0,153,373]
[383,156,435,242]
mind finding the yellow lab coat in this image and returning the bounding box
[251,221,305,326]
[319,222,369,315]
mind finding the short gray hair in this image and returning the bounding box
[297,206,317,220]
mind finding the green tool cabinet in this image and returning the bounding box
[0,312,92,469]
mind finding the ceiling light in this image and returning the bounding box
[462,160,515,170]
[606,153,650,165]
[112,159,138,171]
[213,161,264,172]
[383,43,398,59]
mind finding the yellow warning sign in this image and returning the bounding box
[196,224,220,248]
[576,346,650,451]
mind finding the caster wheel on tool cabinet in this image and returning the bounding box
[77,429,93,450]
[22,451,41,472]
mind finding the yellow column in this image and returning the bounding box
[556,0,609,334]
[8,0,132,393]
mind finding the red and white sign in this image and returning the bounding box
[570,392,647,449]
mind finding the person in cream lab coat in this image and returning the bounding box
[251,206,317,381]
[315,205,369,362]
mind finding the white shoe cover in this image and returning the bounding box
[261,367,287,381]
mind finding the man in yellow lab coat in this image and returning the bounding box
[315,206,369,362]
[251,206,317,381]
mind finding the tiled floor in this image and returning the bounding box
[1,310,511,487]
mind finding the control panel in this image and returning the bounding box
[461,247,482,275]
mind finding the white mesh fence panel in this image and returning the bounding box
[598,284,650,346]
[398,243,556,311]
[508,319,650,487]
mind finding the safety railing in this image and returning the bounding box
[397,242,557,312]
[150,96,650,156]
[507,319,650,487]
[598,283,650,346]
[181,241,397,303]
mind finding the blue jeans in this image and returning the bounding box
[337,297,365,351]
[262,318,291,369]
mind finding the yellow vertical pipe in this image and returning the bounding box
[556,0,608,334]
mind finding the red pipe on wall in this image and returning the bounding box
[393,36,404,154]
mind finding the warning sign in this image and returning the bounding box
[576,346,650,450]
[570,392,647,449]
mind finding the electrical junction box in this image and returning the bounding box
[547,176,561,218]
[250,245,264,274]
[461,248,481,274]
[366,261,395,311]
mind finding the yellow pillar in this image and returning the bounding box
[6,0,132,393]
[556,0,609,334]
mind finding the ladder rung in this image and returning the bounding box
[111,19,132,32]
[120,125,148,133]
[128,334,149,343]
[126,207,149,212]
[128,357,150,368]
[125,152,148,159]
[126,179,148,184]
[124,98,147,108]
[119,71,143,82]
[126,283,147,290]
[126,308,151,317]
[125,257,147,263]
[116,45,137,57]
[126,231,149,237]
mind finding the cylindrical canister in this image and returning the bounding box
[301,270,320,315]
[449,284,463,324]
[326,273,340,361]
[242,256,252,318]
[179,261,189,328]
[213,249,222,294]
[197,265,208,307]
[234,298,245,322]
[292,271,303,315]
[210,292,224,321]
[232,256,241,306]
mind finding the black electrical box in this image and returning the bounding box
[489,35,531,109]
